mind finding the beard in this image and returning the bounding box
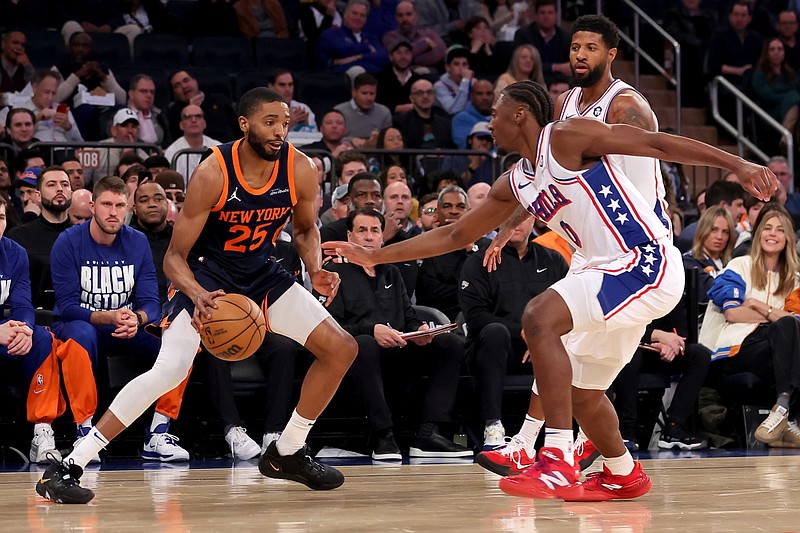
[247,130,280,161]
[571,61,606,88]
[41,195,71,214]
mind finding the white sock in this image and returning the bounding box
[604,450,635,476]
[517,415,544,455]
[34,422,52,433]
[150,411,170,433]
[275,409,315,456]
[544,428,575,465]
[68,427,108,469]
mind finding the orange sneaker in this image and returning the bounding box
[499,447,583,500]
[564,461,652,502]
[477,435,536,476]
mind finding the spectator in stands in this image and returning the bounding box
[700,209,800,448]
[0,30,33,94]
[451,79,493,149]
[0,195,98,464]
[298,0,343,67]
[167,70,239,143]
[91,109,150,184]
[1,109,38,160]
[707,2,763,91]
[768,156,800,214]
[67,188,92,224]
[383,1,447,72]
[302,110,353,161]
[116,152,145,180]
[22,70,83,144]
[383,180,419,237]
[59,1,144,49]
[118,0,176,37]
[514,0,570,83]
[319,0,390,77]
[443,121,495,186]
[233,0,290,38]
[677,180,746,252]
[365,0,399,38]
[7,166,72,311]
[13,166,42,223]
[334,73,393,147]
[414,0,482,41]
[495,44,545,95]
[319,207,471,460]
[733,194,765,247]
[50,176,192,461]
[0,157,22,228]
[155,170,185,213]
[128,74,171,149]
[776,11,800,71]
[320,184,350,226]
[434,46,474,115]
[130,181,171,303]
[370,127,414,177]
[376,40,423,114]
[333,151,369,188]
[751,37,800,135]
[416,185,488,320]
[466,181,490,208]
[320,172,384,242]
[416,192,439,232]
[394,79,454,149]
[143,155,169,178]
[267,68,320,146]
[164,105,220,182]
[460,16,499,77]
[547,74,571,100]
[62,157,85,190]
[683,205,737,304]
[459,215,567,449]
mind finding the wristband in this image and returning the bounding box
[136,312,145,326]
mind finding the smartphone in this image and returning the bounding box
[56,103,69,114]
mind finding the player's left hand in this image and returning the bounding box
[322,241,377,268]
[410,323,433,346]
[736,161,778,201]
[311,270,341,306]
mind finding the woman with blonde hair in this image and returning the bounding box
[699,209,800,447]
[683,205,736,303]
[495,44,545,94]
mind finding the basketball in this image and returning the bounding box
[199,294,266,362]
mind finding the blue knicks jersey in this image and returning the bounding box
[189,139,297,284]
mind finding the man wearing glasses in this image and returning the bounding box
[163,105,220,183]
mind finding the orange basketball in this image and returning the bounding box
[199,294,266,362]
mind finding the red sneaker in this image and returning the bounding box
[477,435,536,476]
[564,461,652,502]
[574,433,601,471]
[499,447,583,500]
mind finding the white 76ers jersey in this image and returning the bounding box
[559,79,669,230]
[509,123,670,267]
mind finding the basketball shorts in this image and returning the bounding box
[549,238,684,390]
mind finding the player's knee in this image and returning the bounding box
[337,333,358,369]
[60,321,99,351]
[521,299,550,338]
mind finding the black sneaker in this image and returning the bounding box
[36,457,94,504]
[258,442,344,490]
[658,423,708,450]
[372,432,402,461]
[409,432,474,458]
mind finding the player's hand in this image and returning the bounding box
[735,161,778,201]
[0,321,31,349]
[191,289,226,332]
[311,270,341,306]
[374,323,407,348]
[7,326,33,356]
[483,225,514,272]
[322,241,377,268]
[110,309,138,338]
[410,323,433,346]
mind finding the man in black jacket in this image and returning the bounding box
[458,216,568,451]
[318,208,469,461]
[130,180,172,303]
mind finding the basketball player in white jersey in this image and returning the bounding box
[323,81,775,501]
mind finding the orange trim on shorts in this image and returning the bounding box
[287,144,298,206]
[210,145,230,213]
[233,138,280,195]
[259,295,273,333]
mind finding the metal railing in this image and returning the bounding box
[710,76,794,176]
[30,141,163,179]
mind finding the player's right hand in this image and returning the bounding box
[736,161,778,201]
[322,241,376,268]
[191,289,226,332]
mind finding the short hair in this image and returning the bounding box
[730,1,752,16]
[129,73,154,91]
[464,16,489,35]
[535,0,557,11]
[121,164,151,185]
[438,184,468,208]
[347,207,385,232]
[5,107,35,129]
[706,180,746,207]
[347,172,381,197]
[571,14,620,49]
[61,156,80,165]
[335,150,368,178]
[116,153,144,175]
[68,31,90,46]
[346,0,370,13]
[238,87,286,117]
[38,165,66,190]
[16,149,45,173]
[92,176,129,201]
[32,69,62,86]
[446,45,469,65]
[418,192,439,216]
[144,155,170,169]
[353,73,378,90]
[268,68,292,85]
[501,80,554,127]
[134,180,166,202]
[768,155,789,166]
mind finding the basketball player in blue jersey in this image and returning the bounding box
[37,88,358,504]
[324,81,776,501]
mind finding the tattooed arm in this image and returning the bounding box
[607,91,658,132]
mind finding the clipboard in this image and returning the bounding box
[399,323,458,340]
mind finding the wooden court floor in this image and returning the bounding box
[1,454,799,532]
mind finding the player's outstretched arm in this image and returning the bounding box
[323,176,520,268]
[551,119,777,201]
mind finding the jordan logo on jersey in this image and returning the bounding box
[228,187,242,202]
[528,184,571,222]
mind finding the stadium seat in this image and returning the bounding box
[191,67,233,99]
[88,32,131,70]
[133,34,189,68]
[24,30,65,69]
[295,71,351,120]
[234,68,267,100]
[255,37,308,71]
[192,36,253,73]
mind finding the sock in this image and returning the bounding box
[68,426,108,469]
[150,412,170,433]
[543,428,574,465]
[275,409,315,456]
[777,392,791,410]
[417,422,437,438]
[76,418,92,438]
[34,422,51,433]
[604,450,635,476]
[518,415,544,455]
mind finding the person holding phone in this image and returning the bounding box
[23,70,84,144]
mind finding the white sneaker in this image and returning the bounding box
[483,422,506,451]
[72,435,101,464]
[261,432,281,456]
[30,425,60,464]
[142,431,190,462]
[225,427,261,460]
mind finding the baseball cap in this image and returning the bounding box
[14,167,43,189]
[113,108,139,126]
[331,184,349,205]
[155,170,185,192]
[390,39,413,53]
[469,121,492,139]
